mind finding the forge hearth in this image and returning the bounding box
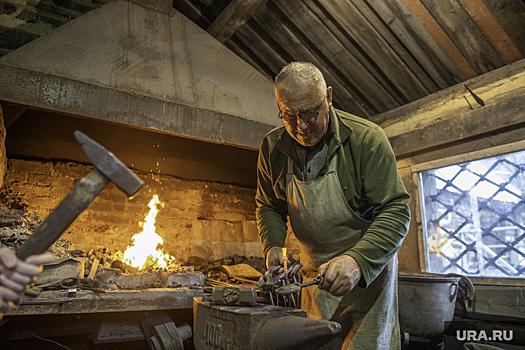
[1,157,265,263]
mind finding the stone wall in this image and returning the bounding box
[4,158,265,262]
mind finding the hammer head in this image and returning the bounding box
[74,130,144,197]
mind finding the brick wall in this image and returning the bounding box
[4,158,266,262]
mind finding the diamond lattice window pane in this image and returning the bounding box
[419,148,525,278]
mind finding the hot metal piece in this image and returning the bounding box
[258,262,303,307]
[16,131,144,260]
[275,276,324,295]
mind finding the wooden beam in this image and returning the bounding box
[224,37,277,79]
[400,0,477,79]
[458,0,522,64]
[231,25,288,76]
[270,0,405,115]
[397,126,525,169]
[173,0,203,23]
[304,0,408,105]
[369,58,525,158]
[420,0,506,74]
[207,0,270,43]
[323,0,438,95]
[370,0,464,88]
[389,91,525,158]
[252,4,374,117]
[397,165,422,273]
[479,0,525,57]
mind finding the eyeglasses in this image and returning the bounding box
[278,96,326,122]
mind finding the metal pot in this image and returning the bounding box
[398,272,462,338]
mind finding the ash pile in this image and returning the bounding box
[0,186,74,258]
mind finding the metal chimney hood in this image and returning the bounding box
[0,0,279,150]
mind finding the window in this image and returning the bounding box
[416,146,525,278]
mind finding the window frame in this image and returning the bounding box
[410,139,525,284]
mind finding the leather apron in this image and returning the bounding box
[286,156,400,350]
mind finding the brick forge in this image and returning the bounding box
[0,100,303,274]
[3,158,262,264]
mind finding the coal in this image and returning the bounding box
[0,204,76,259]
[0,185,29,210]
[243,256,266,274]
[69,249,87,257]
[111,260,133,273]
[232,254,247,265]
[186,256,209,267]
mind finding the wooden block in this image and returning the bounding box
[221,263,263,280]
[88,258,100,279]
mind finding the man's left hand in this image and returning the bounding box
[318,255,361,296]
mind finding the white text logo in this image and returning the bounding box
[456,330,513,342]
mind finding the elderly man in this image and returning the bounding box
[0,247,52,320]
[256,62,411,349]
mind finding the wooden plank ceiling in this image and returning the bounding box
[175,0,525,119]
[1,0,524,119]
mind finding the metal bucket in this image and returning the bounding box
[398,272,461,338]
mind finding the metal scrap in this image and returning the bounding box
[257,261,303,308]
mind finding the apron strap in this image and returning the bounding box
[326,149,337,173]
[286,157,294,188]
[286,143,337,188]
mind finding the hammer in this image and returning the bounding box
[16,131,144,260]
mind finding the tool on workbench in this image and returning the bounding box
[33,276,105,293]
[209,286,258,306]
[275,275,323,295]
[16,131,144,260]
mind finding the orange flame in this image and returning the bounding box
[122,195,176,270]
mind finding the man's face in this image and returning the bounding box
[276,86,332,148]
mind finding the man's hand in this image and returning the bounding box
[0,248,53,318]
[318,255,361,297]
[265,246,289,270]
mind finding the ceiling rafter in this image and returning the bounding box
[207,0,270,43]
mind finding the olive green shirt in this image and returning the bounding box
[256,107,411,287]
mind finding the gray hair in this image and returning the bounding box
[274,62,327,96]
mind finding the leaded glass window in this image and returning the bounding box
[418,149,525,278]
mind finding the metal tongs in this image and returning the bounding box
[274,275,323,295]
